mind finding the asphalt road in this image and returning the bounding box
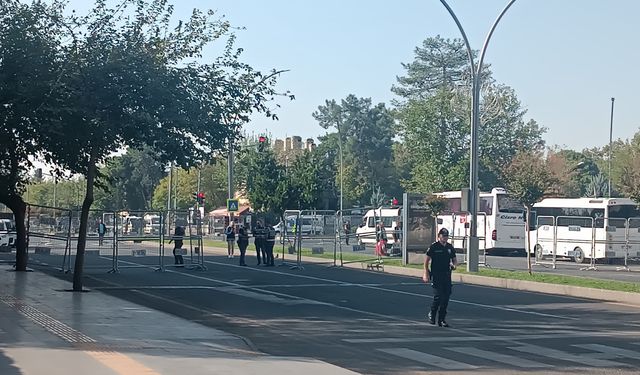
[20,250,640,375]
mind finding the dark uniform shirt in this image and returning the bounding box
[426,241,456,274]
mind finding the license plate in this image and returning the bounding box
[510,236,520,239]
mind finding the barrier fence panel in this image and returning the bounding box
[280,210,303,269]
[337,207,380,267]
[534,216,557,269]
[160,210,205,271]
[112,210,163,271]
[63,210,118,273]
[299,209,337,266]
[604,218,627,271]
[622,217,640,272]
[557,215,595,269]
[26,204,73,272]
[447,212,488,267]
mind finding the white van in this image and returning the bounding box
[144,214,161,235]
[278,215,325,236]
[355,207,401,245]
[0,219,16,248]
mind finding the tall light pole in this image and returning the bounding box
[440,0,516,272]
[608,97,615,198]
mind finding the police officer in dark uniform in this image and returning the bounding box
[423,228,457,327]
[253,221,265,265]
[264,221,276,267]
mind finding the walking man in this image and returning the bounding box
[97,219,107,246]
[169,225,185,265]
[423,228,457,327]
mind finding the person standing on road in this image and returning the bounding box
[237,226,249,266]
[343,221,351,245]
[423,228,457,327]
[264,222,276,267]
[97,219,107,246]
[253,221,265,265]
[169,225,185,265]
[225,221,236,258]
[375,221,387,256]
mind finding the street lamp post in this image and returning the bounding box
[440,0,516,272]
[608,97,615,198]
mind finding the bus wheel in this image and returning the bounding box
[573,247,585,264]
[534,244,544,261]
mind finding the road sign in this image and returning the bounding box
[227,199,239,212]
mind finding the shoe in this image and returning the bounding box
[427,312,435,325]
[438,321,450,328]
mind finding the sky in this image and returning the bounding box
[63,0,640,151]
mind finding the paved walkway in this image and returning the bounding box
[0,264,358,375]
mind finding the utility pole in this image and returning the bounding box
[440,0,517,272]
[608,97,615,198]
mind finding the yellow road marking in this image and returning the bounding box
[86,350,161,375]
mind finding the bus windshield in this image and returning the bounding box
[497,195,523,213]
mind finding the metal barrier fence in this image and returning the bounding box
[446,212,488,267]
[26,204,73,272]
[160,210,205,271]
[336,207,403,270]
[533,215,640,272]
[26,207,205,273]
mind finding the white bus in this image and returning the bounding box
[531,197,640,263]
[435,188,525,254]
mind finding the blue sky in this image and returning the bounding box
[65,0,640,151]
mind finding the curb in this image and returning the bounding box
[200,245,640,306]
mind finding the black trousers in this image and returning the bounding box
[238,242,248,265]
[255,240,262,264]
[430,273,452,322]
[265,241,275,265]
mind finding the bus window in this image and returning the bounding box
[497,195,523,213]
[480,197,494,215]
[442,198,461,214]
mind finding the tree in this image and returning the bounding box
[20,0,288,291]
[394,37,546,193]
[313,95,396,205]
[503,150,555,274]
[0,0,64,271]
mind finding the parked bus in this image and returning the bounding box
[435,188,525,254]
[531,197,640,263]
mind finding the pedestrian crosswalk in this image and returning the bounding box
[377,342,640,371]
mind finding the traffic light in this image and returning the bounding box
[258,135,267,152]
[197,192,205,204]
[193,192,198,202]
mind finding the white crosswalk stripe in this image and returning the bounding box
[509,344,629,368]
[378,348,478,370]
[574,344,640,359]
[446,346,552,368]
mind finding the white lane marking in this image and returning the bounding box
[379,348,478,370]
[574,344,640,359]
[202,260,577,321]
[446,346,552,368]
[509,344,629,367]
[343,330,640,344]
[109,258,430,326]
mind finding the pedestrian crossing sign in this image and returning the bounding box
[227,199,239,212]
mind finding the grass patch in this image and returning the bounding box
[455,267,640,293]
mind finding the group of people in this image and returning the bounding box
[224,220,276,267]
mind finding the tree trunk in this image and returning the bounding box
[0,194,28,271]
[72,156,97,291]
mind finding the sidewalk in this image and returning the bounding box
[0,264,359,375]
